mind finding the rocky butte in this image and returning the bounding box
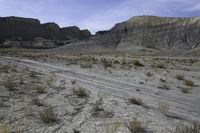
[0,16,91,48]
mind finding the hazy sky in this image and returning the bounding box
[0,0,199,33]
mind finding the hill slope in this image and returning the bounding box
[57,16,200,52]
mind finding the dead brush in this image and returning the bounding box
[175,122,200,133]
[126,118,146,133]
[39,106,57,124]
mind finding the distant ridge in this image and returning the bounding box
[0,16,91,45]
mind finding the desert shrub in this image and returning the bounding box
[19,75,24,84]
[73,87,88,98]
[104,118,120,133]
[121,59,128,65]
[47,74,57,85]
[180,87,190,93]
[159,101,169,113]
[129,97,143,106]
[183,79,194,86]
[175,122,200,133]
[151,63,166,69]
[114,60,120,64]
[39,107,57,124]
[0,121,23,133]
[175,74,184,80]
[145,71,153,77]
[32,97,44,106]
[156,63,165,69]
[73,129,80,133]
[126,118,146,133]
[0,65,10,73]
[3,79,16,91]
[33,85,46,94]
[131,60,144,67]
[80,63,92,68]
[160,78,166,83]
[0,122,9,133]
[158,84,170,90]
[101,58,112,69]
[29,70,38,78]
[71,80,77,85]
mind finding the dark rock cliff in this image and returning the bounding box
[0,16,91,48]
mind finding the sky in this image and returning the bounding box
[0,0,200,33]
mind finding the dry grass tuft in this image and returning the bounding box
[158,84,170,90]
[73,87,88,98]
[183,79,194,87]
[145,71,153,77]
[0,122,9,133]
[39,107,57,124]
[129,97,143,106]
[160,78,166,83]
[80,63,92,68]
[101,58,112,69]
[126,118,146,133]
[104,118,120,133]
[131,60,144,67]
[180,87,190,94]
[159,101,169,113]
[29,70,38,78]
[3,79,16,91]
[175,74,184,80]
[33,85,46,94]
[175,122,200,133]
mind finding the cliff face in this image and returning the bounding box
[0,16,91,47]
[58,16,200,52]
[113,16,200,51]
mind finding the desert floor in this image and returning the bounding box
[0,49,199,133]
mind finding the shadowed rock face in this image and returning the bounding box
[61,26,91,40]
[0,16,91,47]
[58,16,200,52]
